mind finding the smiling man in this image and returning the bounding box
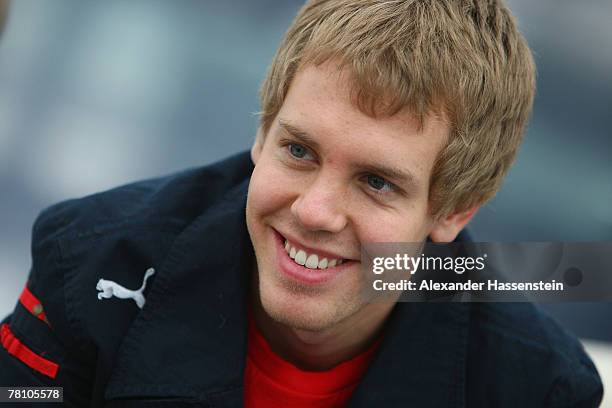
[0,0,603,407]
[246,61,458,370]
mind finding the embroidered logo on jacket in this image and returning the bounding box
[96,267,155,309]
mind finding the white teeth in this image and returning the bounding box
[283,238,343,269]
[305,254,319,269]
[294,250,307,265]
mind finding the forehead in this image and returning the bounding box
[275,63,450,187]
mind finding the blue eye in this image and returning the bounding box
[366,174,394,193]
[288,143,310,159]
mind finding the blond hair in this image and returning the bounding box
[259,0,536,219]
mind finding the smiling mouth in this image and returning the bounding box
[282,238,344,270]
[274,228,354,270]
[271,229,356,286]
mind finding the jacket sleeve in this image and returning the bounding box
[0,204,96,407]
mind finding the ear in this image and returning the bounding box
[429,206,479,243]
[251,127,264,164]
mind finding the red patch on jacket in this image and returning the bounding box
[1,323,59,379]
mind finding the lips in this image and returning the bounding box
[272,229,354,285]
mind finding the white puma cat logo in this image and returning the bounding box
[96,267,155,309]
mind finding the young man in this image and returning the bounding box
[0,1,603,407]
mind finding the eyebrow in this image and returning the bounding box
[279,119,321,150]
[278,119,421,192]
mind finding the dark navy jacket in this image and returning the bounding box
[0,152,604,407]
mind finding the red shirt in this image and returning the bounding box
[244,318,380,408]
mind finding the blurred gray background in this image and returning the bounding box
[0,1,610,342]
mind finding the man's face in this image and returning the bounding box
[246,62,450,332]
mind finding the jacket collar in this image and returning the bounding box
[105,177,470,407]
[348,302,470,407]
[105,178,253,406]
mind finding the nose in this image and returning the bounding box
[290,176,348,233]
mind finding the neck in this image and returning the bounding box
[251,287,394,371]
